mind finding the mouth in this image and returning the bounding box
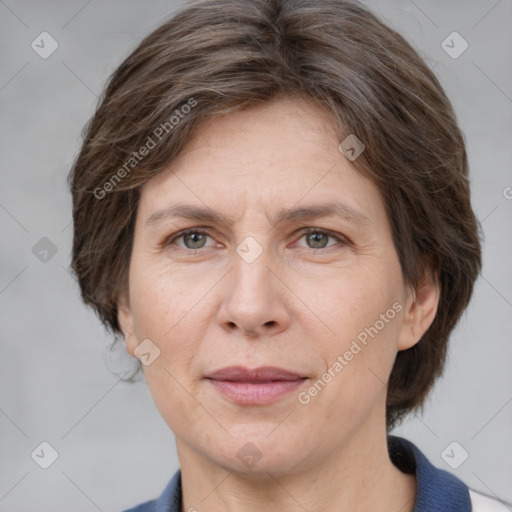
[205,365,306,381]
[205,366,308,405]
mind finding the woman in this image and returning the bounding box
[67,0,509,510]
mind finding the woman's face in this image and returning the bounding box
[118,97,435,476]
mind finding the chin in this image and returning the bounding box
[213,432,307,477]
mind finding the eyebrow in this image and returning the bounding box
[145,201,371,229]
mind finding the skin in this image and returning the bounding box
[118,96,440,512]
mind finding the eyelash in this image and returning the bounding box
[163,227,349,253]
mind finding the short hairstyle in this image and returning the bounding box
[67,0,482,430]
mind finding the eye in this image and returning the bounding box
[163,227,348,253]
[165,228,217,251]
[294,228,347,250]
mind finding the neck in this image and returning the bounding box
[177,418,416,512]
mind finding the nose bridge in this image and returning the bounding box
[230,234,275,306]
[217,231,291,335]
[229,209,275,286]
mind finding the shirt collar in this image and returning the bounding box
[388,435,471,512]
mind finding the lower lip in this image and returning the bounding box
[207,378,307,405]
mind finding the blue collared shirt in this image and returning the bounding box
[122,435,500,511]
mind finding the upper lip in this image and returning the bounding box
[205,366,306,382]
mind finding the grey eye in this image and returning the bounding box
[305,232,330,249]
[182,232,208,249]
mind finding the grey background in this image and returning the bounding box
[1,0,511,510]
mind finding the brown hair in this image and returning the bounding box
[67,0,482,430]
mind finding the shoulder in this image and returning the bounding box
[121,500,155,512]
[469,488,512,511]
[120,469,182,512]
[388,436,511,512]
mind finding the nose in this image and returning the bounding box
[216,245,292,338]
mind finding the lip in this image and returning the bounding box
[205,366,308,405]
[205,365,306,381]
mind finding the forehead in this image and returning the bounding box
[137,97,386,228]
[162,97,339,173]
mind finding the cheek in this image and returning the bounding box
[301,262,403,380]
[128,264,205,396]
[298,277,402,432]
[130,265,206,433]
[306,265,399,334]
[130,259,206,340]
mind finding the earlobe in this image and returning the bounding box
[117,293,138,357]
[397,269,440,351]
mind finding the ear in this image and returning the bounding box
[117,292,138,357]
[397,267,440,351]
